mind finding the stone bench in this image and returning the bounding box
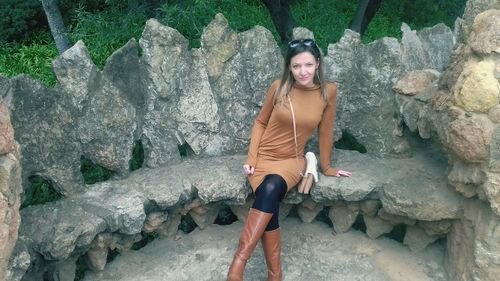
[9,149,463,281]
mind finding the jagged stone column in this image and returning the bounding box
[0,98,22,280]
[443,9,500,280]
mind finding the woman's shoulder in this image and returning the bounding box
[324,81,337,99]
[325,81,337,91]
[266,80,281,94]
[270,80,281,88]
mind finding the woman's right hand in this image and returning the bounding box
[243,164,255,175]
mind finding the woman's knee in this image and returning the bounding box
[256,175,287,200]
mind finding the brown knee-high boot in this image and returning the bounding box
[227,208,273,281]
[262,228,282,281]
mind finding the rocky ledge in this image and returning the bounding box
[9,148,463,281]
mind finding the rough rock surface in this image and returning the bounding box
[0,97,21,281]
[82,219,447,281]
[9,148,463,280]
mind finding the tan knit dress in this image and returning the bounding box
[246,80,339,192]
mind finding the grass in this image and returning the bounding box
[20,175,62,209]
[0,0,466,84]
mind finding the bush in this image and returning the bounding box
[21,175,61,208]
[80,156,114,184]
[0,41,58,85]
[69,6,147,68]
[0,0,45,43]
[0,0,467,87]
[160,0,275,48]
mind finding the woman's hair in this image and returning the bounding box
[273,39,327,105]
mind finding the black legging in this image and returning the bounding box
[252,174,287,231]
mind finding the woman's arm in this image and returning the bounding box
[246,81,280,167]
[318,83,339,176]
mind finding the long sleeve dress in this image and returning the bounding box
[246,80,339,192]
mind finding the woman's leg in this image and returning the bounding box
[252,174,287,281]
[227,174,287,281]
[252,174,287,230]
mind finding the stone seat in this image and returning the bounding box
[11,149,463,280]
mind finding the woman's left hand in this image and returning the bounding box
[336,169,352,177]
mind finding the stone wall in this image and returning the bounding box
[2,14,455,197]
[0,95,22,280]
[395,9,500,280]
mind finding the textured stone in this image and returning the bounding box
[143,212,168,233]
[359,200,382,217]
[458,0,500,43]
[312,150,383,202]
[489,126,500,173]
[454,60,499,112]
[201,13,238,80]
[331,36,402,155]
[297,199,324,223]
[9,75,84,195]
[483,172,500,215]
[467,9,500,54]
[328,201,359,233]
[393,69,440,96]
[404,225,440,252]
[18,201,107,260]
[82,220,447,281]
[52,40,97,111]
[380,152,462,221]
[0,152,21,281]
[378,208,416,226]
[139,19,188,168]
[401,23,454,73]
[448,160,485,197]
[0,101,14,155]
[364,215,393,239]
[418,220,452,236]
[189,203,221,230]
[447,115,493,162]
[85,233,117,271]
[78,40,138,176]
[6,242,30,281]
[157,213,182,238]
[488,105,500,123]
[446,198,500,281]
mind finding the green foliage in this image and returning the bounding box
[214,204,238,225]
[1,0,467,87]
[129,140,144,171]
[0,40,58,85]
[160,0,276,48]
[363,0,467,43]
[179,213,197,233]
[80,156,114,184]
[0,0,44,43]
[69,6,147,68]
[21,175,62,209]
[291,0,359,52]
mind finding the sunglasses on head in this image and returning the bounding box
[288,38,316,48]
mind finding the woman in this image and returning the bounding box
[227,38,352,281]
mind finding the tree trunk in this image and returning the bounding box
[41,0,71,54]
[349,0,383,36]
[262,0,295,44]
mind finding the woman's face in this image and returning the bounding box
[289,51,319,88]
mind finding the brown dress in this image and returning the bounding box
[246,80,339,192]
